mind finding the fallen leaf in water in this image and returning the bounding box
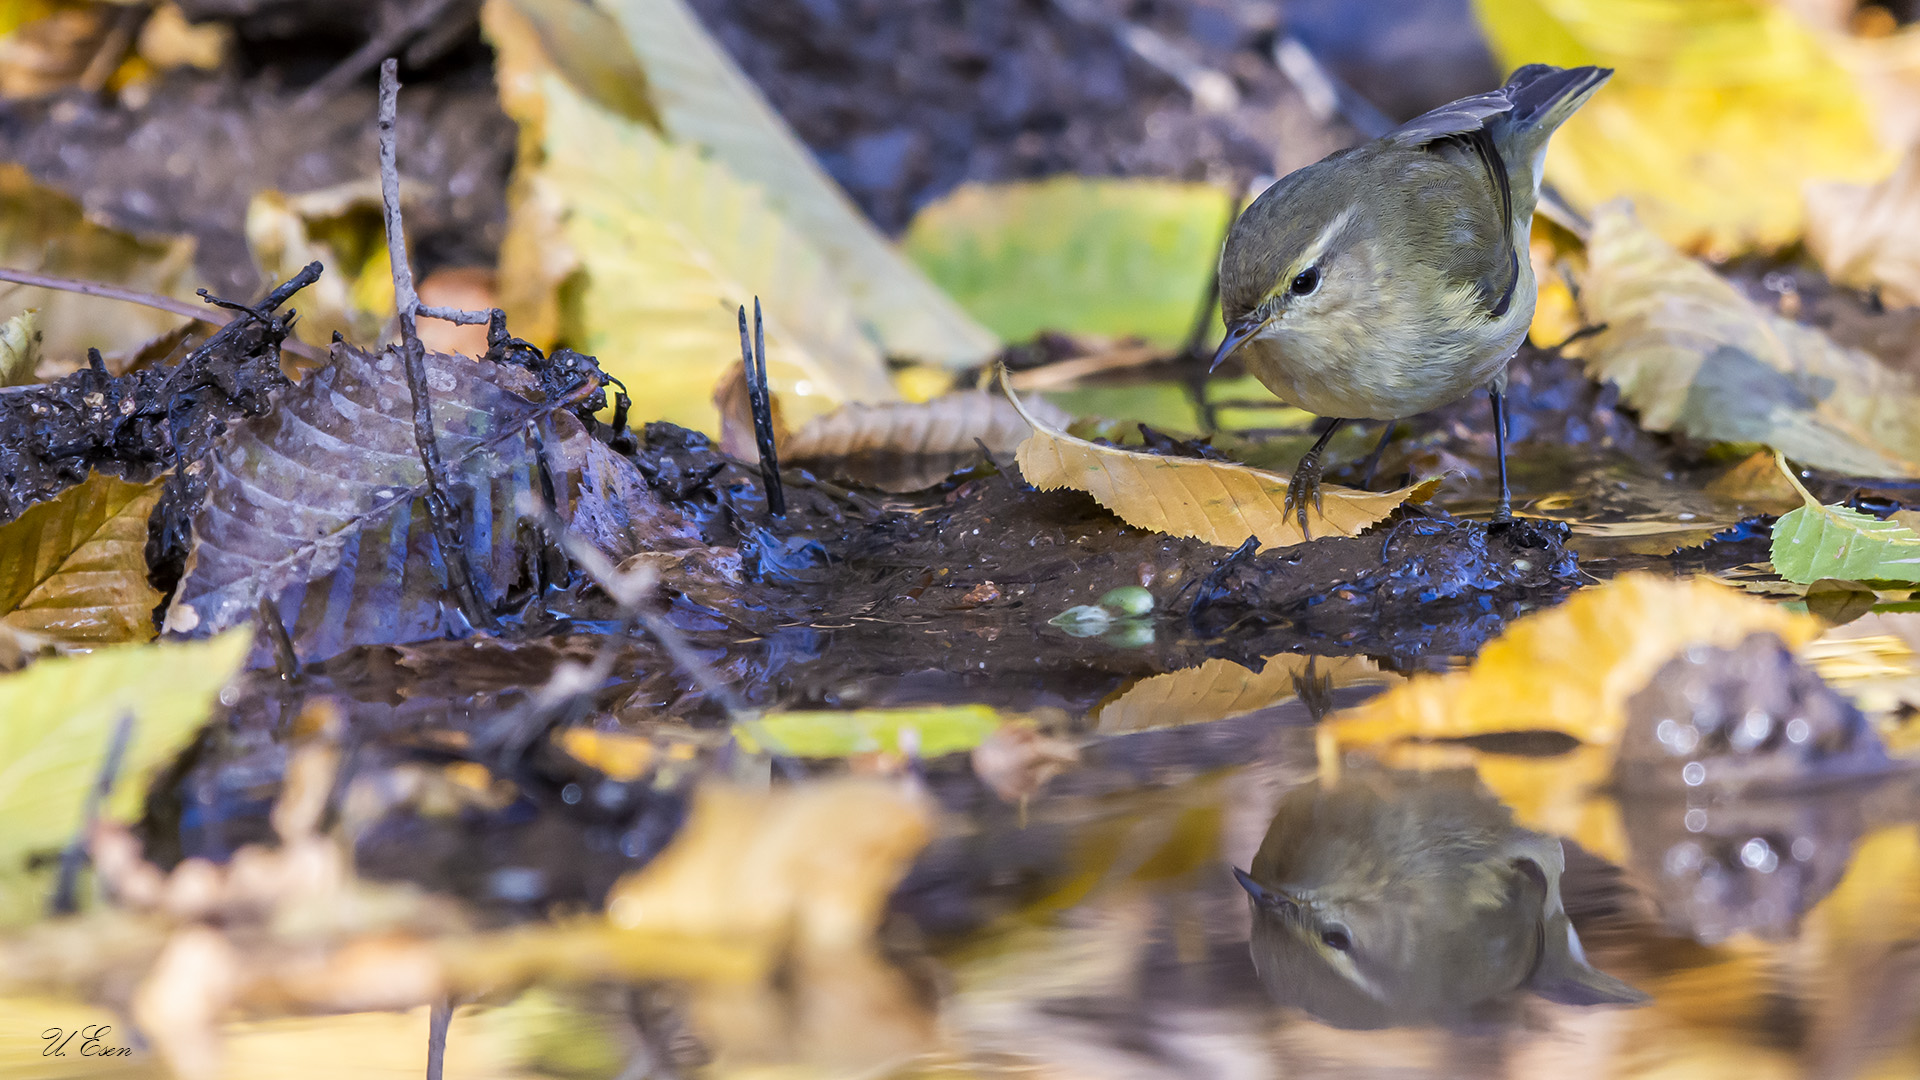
[165,341,595,661]
[0,473,163,645]
[0,630,249,928]
[589,0,999,369]
[1568,204,1920,479]
[1331,574,1821,748]
[1771,453,1920,585]
[1095,654,1394,734]
[0,307,39,386]
[1806,142,1920,309]
[0,164,198,366]
[1006,373,1435,549]
[903,177,1230,348]
[492,72,895,433]
[779,390,1071,493]
[1475,0,1894,255]
[736,705,1007,759]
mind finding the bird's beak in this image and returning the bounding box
[1210,315,1265,372]
[1233,867,1296,913]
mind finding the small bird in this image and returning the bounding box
[1232,769,1647,1029]
[1212,64,1611,532]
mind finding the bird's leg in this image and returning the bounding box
[1357,420,1397,490]
[1489,388,1512,522]
[1284,417,1347,539]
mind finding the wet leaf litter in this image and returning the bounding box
[4,0,1920,1077]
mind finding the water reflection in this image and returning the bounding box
[1233,767,1647,1028]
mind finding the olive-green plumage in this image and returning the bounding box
[1212,63,1611,523]
[1232,769,1647,1029]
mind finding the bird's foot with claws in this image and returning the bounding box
[1283,450,1328,540]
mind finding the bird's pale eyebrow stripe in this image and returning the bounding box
[1296,204,1358,276]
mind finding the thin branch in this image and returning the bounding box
[425,998,453,1080]
[737,300,785,517]
[0,265,330,364]
[50,713,134,916]
[418,305,496,325]
[379,58,496,632]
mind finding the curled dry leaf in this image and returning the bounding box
[1569,204,1920,479]
[244,180,395,347]
[1806,142,1920,309]
[0,307,39,387]
[1329,573,1822,749]
[780,390,1072,493]
[902,177,1232,348]
[1771,453,1920,586]
[0,630,250,928]
[1475,0,1893,256]
[1005,372,1436,549]
[0,473,164,645]
[591,0,999,368]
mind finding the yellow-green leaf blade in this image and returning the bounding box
[0,631,251,927]
[1005,374,1434,550]
[0,474,165,645]
[904,178,1231,348]
[596,0,1001,368]
[736,705,1006,759]
[1771,503,1920,586]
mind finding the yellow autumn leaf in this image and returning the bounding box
[1474,0,1894,256]
[1330,573,1821,749]
[1095,654,1394,734]
[0,474,164,645]
[1005,372,1436,549]
[593,0,1000,368]
[1805,141,1920,309]
[494,72,895,434]
[0,306,39,386]
[244,181,395,348]
[1569,203,1920,479]
[0,630,250,927]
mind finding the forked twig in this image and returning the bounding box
[737,299,786,517]
[379,58,496,632]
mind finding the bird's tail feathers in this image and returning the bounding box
[1501,64,1612,137]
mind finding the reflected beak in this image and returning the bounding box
[1210,315,1265,372]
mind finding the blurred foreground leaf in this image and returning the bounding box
[903,177,1230,348]
[592,0,1000,368]
[0,164,198,366]
[0,473,163,645]
[1331,574,1820,748]
[493,72,895,433]
[0,630,249,927]
[736,705,1006,758]
[1006,374,1436,549]
[1772,453,1920,586]
[1475,0,1892,255]
[1806,142,1920,309]
[1569,204,1920,479]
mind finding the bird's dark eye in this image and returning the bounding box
[1290,267,1320,296]
[1320,926,1352,951]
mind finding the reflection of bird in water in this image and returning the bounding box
[1233,768,1647,1028]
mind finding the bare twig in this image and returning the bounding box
[379,59,496,632]
[296,0,464,111]
[0,265,330,364]
[418,305,496,325]
[426,998,453,1080]
[737,300,786,518]
[1270,35,1392,138]
[50,713,134,916]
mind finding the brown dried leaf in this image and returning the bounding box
[0,473,164,645]
[1570,203,1920,479]
[1806,142,1920,309]
[1095,654,1393,734]
[1005,374,1436,549]
[782,390,1071,493]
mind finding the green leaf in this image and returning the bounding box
[0,631,250,927]
[735,706,1006,759]
[904,178,1232,348]
[533,0,1000,368]
[1770,452,1920,585]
